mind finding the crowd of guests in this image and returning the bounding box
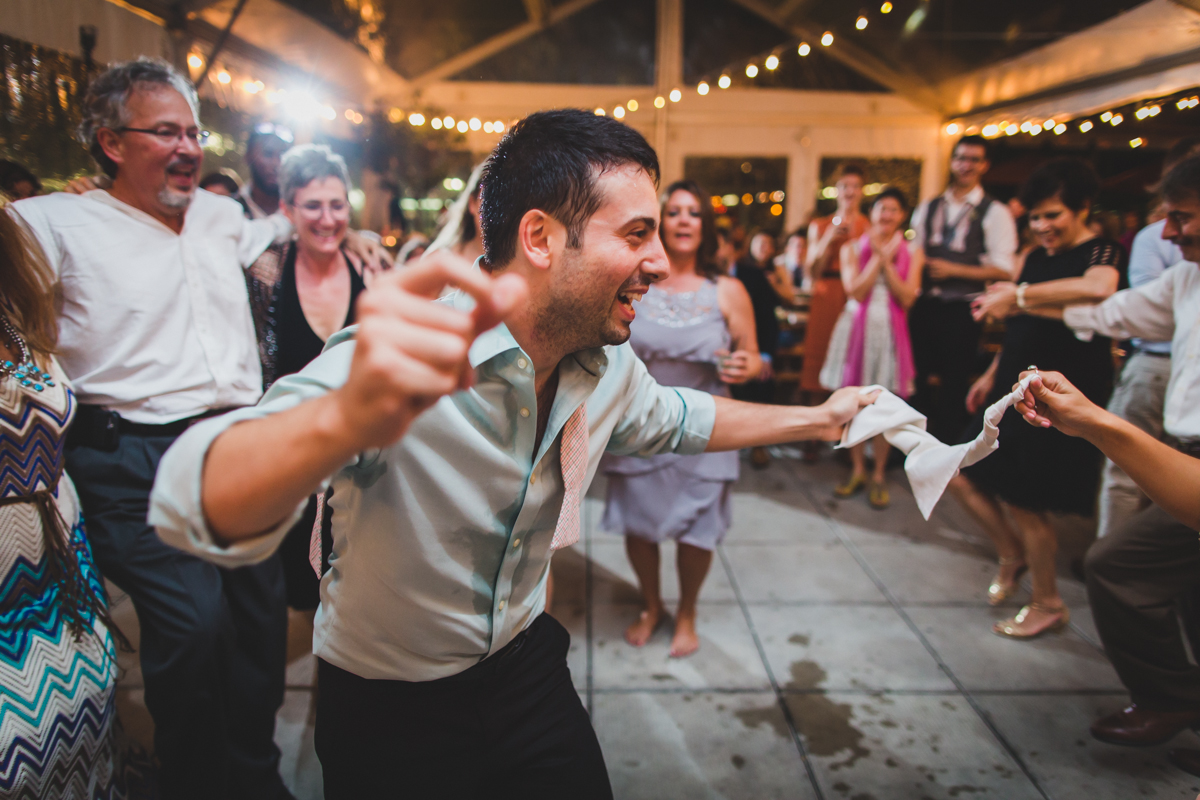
[3,52,1200,798]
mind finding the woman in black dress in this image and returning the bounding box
[950,159,1125,639]
[245,144,367,610]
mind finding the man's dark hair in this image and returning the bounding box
[1164,136,1200,177]
[835,163,866,182]
[0,159,41,198]
[479,109,660,268]
[873,185,910,211]
[1018,157,1100,213]
[1161,155,1200,206]
[199,172,239,194]
[660,179,721,279]
[954,135,990,160]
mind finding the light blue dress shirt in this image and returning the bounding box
[1127,219,1183,355]
[149,291,716,681]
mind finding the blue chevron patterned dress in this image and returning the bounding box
[0,358,127,799]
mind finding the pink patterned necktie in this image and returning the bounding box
[551,404,588,551]
[309,492,325,578]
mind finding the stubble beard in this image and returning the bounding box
[158,185,194,210]
[533,248,630,358]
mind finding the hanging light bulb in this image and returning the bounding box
[881,1,893,12]
[627,99,639,111]
[856,15,868,30]
[697,81,710,95]
[718,75,732,88]
[1100,111,1113,122]
[669,88,682,102]
[945,122,960,135]
[408,112,425,126]
[765,54,779,70]
[613,106,626,119]
[1054,123,1066,135]
[654,96,666,108]
[594,107,606,116]
[187,53,204,69]
[745,64,758,78]
[1079,120,1094,132]
[798,42,810,56]
[821,31,834,46]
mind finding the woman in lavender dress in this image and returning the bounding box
[603,180,761,658]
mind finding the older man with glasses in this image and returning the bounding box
[10,58,297,800]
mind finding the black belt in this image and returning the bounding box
[67,404,238,451]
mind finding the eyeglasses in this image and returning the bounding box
[295,200,351,221]
[114,126,211,146]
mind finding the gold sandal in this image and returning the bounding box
[992,602,1069,639]
[987,556,1028,606]
[868,480,890,509]
[834,473,867,498]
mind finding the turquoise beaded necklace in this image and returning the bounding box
[0,315,55,392]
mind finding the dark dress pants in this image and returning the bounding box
[908,295,982,443]
[315,613,612,800]
[1085,503,1200,710]
[67,431,290,800]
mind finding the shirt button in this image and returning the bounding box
[517,358,528,369]
[520,407,530,418]
[498,599,506,610]
[512,538,521,548]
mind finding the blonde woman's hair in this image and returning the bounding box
[0,207,58,363]
[426,161,486,257]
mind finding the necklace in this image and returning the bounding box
[0,315,54,392]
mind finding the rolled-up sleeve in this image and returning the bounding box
[605,354,716,457]
[149,335,355,567]
[1064,265,1179,343]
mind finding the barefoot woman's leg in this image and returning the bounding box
[672,543,714,658]
[624,535,664,646]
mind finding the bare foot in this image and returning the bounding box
[669,613,700,658]
[625,605,665,647]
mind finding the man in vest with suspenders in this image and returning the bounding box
[909,135,1018,442]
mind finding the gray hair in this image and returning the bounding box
[78,57,200,178]
[279,144,351,206]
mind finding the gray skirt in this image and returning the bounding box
[602,465,733,551]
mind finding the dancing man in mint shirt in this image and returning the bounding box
[150,109,875,798]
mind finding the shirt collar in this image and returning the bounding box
[85,189,187,235]
[944,184,985,207]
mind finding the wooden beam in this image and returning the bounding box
[522,0,549,26]
[776,0,810,23]
[726,0,945,111]
[410,0,603,88]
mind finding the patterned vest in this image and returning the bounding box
[921,193,995,301]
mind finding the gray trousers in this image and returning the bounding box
[1097,351,1172,538]
[1086,503,1200,710]
[1099,352,1166,534]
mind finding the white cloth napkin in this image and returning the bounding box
[837,376,1035,519]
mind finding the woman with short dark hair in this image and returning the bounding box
[952,158,1125,639]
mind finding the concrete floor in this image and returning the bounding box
[109,452,1200,799]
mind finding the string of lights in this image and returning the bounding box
[952,87,1200,150]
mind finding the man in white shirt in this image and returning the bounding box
[1055,155,1200,758]
[909,135,1017,441]
[11,59,295,800]
[1096,137,1200,539]
[149,109,875,798]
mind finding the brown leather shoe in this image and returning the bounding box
[1090,704,1200,747]
[1169,748,1200,777]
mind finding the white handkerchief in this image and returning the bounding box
[837,377,1035,520]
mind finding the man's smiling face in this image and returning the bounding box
[536,164,669,351]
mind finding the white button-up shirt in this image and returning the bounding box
[149,297,716,681]
[11,189,287,423]
[911,184,1017,275]
[1064,260,1200,440]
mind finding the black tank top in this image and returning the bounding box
[274,245,366,380]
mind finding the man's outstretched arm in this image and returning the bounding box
[705,388,878,452]
[198,255,527,545]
